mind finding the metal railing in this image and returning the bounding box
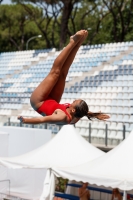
[5,117,129,147]
[88,123,126,146]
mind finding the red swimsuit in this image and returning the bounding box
[36,99,71,123]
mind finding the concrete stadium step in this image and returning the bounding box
[106,46,133,65]
[66,46,133,88]
[16,104,30,115]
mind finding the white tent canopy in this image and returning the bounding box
[0,125,104,168]
[54,130,133,191]
[0,125,104,199]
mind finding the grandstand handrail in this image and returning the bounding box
[55,192,79,200]
[67,183,113,194]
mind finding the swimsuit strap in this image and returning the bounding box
[62,103,72,123]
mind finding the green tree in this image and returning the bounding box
[12,0,82,48]
[102,0,133,42]
[69,0,110,44]
[1,0,133,52]
[0,4,44,52]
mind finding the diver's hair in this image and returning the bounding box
[74,100,110,120]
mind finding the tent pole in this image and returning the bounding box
[123,190,127,200]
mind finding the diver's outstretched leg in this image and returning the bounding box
[30,30,85,110]
[49,30,88,102]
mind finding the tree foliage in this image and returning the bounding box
[55,177,68,193]
[11,0,81,48]
[0,4,44,52]
[1,0,133,52]
[102,0,133,42]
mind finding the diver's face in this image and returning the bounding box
[70,99,82,108]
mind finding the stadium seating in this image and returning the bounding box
[0,41,133,147]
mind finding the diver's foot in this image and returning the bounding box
[78,30,88,46]
[70,30,86,44]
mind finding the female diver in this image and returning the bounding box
[18,30,110,125]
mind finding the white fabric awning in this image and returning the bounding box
[0,125,105,200]
[0,125,104,169]
[54,130,133,191]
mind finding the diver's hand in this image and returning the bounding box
[18,116,25,123]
